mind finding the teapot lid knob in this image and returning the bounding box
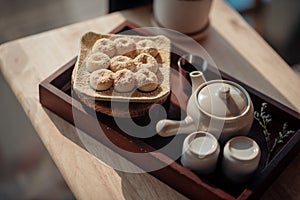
[218,86,230,99]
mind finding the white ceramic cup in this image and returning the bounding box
[222,136,261,183]
[181,131,220,174]
[153,0,213,34]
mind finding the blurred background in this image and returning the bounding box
[0,0,299,199]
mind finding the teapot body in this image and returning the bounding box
[156,74,254,142]
[186,80,254,143]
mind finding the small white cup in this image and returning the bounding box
[222,136,261,183]
[181,131,220,174]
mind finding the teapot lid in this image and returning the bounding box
[197,81,249,118]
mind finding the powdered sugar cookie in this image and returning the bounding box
[136,39,158,57]
[136,63,159,73]
[114,37,137,58]
[110,55,136,72]
[113,69,136,93]
[92,38,116,58]
[89,69,113,91]
[86,52,110,73]
[135,68,158,92]
[134,53,157,66]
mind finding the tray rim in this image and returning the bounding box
[39,20,300,200]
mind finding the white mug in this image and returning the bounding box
[153,0,213,34]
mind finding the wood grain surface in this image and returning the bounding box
[0,0,299,199]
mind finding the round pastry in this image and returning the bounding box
[114,37,136,57]
[110,55,136,72]
[86,52,110,73]
[92,38,116,58]
[136,63,159,73]
[89,69,113,91]
[135,68,159,92]
[134,53,157,66]
[113,69,136,93]
[136,39,159,57]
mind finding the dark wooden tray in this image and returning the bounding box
[39,21,300,200]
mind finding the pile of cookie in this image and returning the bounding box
[85,37,161,93]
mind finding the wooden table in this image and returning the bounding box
[1,0,299,199]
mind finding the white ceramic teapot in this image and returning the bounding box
[156,71,254,143]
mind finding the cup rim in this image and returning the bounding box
[225,136,260,161]
[185,131,219,158]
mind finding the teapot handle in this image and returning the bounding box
[156,116,197,137]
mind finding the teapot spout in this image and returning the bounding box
[190,71,207,93]
[156,116,196,137]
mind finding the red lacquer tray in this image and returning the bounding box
[39,21,300,200]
